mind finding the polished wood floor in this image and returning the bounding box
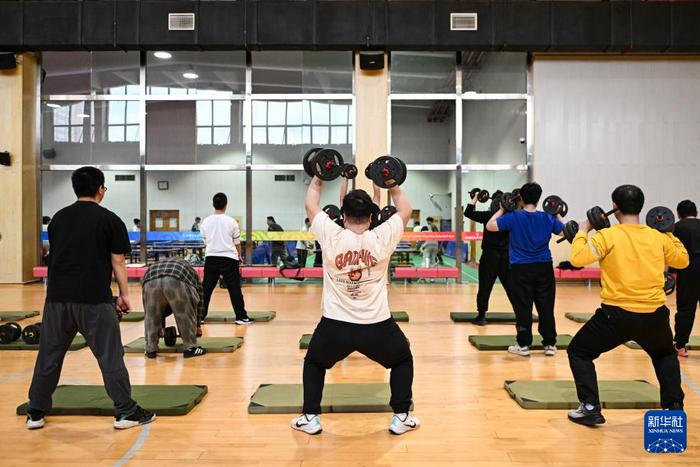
[0,281,698,466]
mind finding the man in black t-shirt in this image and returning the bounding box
[464,190,513,325]
[673,200,700,356]
[267,216,286,266]
[26,167,155,431]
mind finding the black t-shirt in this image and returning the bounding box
[268,222,285,252]
[46,201,131,303]
[674,218,700,267]
[464,204,509,252]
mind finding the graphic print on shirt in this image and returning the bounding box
[334,249,378,296]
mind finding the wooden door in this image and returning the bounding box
[150,210,180,232]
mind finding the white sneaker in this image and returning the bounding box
[389,413,420,435]
[26,410,45,430]
[291,414,322,435]
[507,345,530,356]
[235,317,254,325]
[544,345,556,356]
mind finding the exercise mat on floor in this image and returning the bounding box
[626,336,700,350]
[120,312,144,322]
[565,312,593,323]
[504,380,661,409]
[450,312,538,323]
[468,334,573,350]
[16,385,207,416]
[0,311,40,322]
[299,334,312,349]
[248,383,412,414]
[0,335,86,351]
[204,311,276,322]
[123,336,244,353]
[391,311,409,322]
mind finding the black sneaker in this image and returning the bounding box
[114,406,156,430]
[471,316,487,326]
[183,346,207,358]
[568,403,605,426]
[26,408,45,430]
[235,317,254,325]
[145,351,157,359]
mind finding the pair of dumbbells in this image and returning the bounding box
[0,322,42,345]
[303,148,358,181]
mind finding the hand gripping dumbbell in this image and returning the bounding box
[376,205,398,226]
[558,205,617,244]
[542,195,568,217]
[365,155,407,189]
[302,147,345,181]
[469,188,490,203]
[499,191,521,212]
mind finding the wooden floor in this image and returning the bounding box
[1,281,699,466]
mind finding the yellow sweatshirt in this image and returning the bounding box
[570,224,689,312]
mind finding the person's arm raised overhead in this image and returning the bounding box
[305,176,324,221]
[388,184,412,227]
[373,184,381,206]
[339,177,349,206]
[486,206,505,232]
[570,220,609,268]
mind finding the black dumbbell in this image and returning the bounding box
[366,155,407,189]
[557,220,580,244]
[664,272,676,296]
[500,192,521,212]
[302,147,345,181]
[163,326,179,347]
[376,205,398,226]
[586,206,618,231]
[322,204,342,221]
[469,188,491,203]
[542,195,568,217]
[22,323,42,345]
[646,206,675,233]
[341,163,358,180]
[0,322,22,344]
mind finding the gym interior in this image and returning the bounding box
[1,1,700,464]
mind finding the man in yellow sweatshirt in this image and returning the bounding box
[567,185,689,426]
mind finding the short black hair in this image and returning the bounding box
[267,216,276,222]
[42,216,51,224]
[426,217,434,223]
[133,218,140,224]
[213,192,228,210]
[611,184,645,215]
[195,217,201,222]
[71,166,105,198]
[677,200,697,219]
[520,182,542,206]
[341,189,373,223]
[492,190,504,199]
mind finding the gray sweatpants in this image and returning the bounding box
[143,277,198,353]
[28,302,137,416]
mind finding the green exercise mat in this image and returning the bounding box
[565,312,593,323]
[204,311,276,322]
[504,380,661,409]
[124,336,244,353]
[450,312,538,323]
[0,335,87,351]
[16,384,207,416]
[391,311,409,322]
[0,311,40,322]
[626,336,700,350]
[120,312,144,322]
[249,383,412,414]
[468,334,573,350]
[299,334,312,349]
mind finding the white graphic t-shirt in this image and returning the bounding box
[310,212,405,324]
[200,214,241,261]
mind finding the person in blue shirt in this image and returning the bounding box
[486,182,564,357]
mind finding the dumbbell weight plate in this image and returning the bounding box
[500,192,519,212]
[646,206,675,233]
[22,323,41,345]
[542,195,564,216]
[322,204,342,221]
[163,326,178,347]
[370,155,406,189]
[586,206,611,231]
[664,272,676,296]
[0,322,22,344]
[364,161,374,179]
[560,201,569,218]
[341,163,358,180]
[312,149,344,181]
[377,205,398,225]
[557,220,579,244]
[302,147,323,178]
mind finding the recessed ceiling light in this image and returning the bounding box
[183,72,199,80]
[154,51,172,60]
[46,103,60,108]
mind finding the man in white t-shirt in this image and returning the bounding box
[200,192,252,325]
[291,176,419,436]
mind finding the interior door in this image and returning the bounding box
[150,210,180,232]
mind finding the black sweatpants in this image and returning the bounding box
[303,317,414,415]
[674,265,700,349]
[509,262,557,347]
[28,302,137,416]
[476,249,512,316]
[297,249,309,268]
[202,256,247,320]
[568,304,684,409]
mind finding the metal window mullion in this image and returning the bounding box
[139,51,147,262]
[244,51,253,265]
[455,51,463,285]
[526,54,534,182]
[461,92,528,101]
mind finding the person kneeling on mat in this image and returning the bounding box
[26,166,154,430]
[142,257,207,359]
[566,185,688,426]
[292,177,419,435]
